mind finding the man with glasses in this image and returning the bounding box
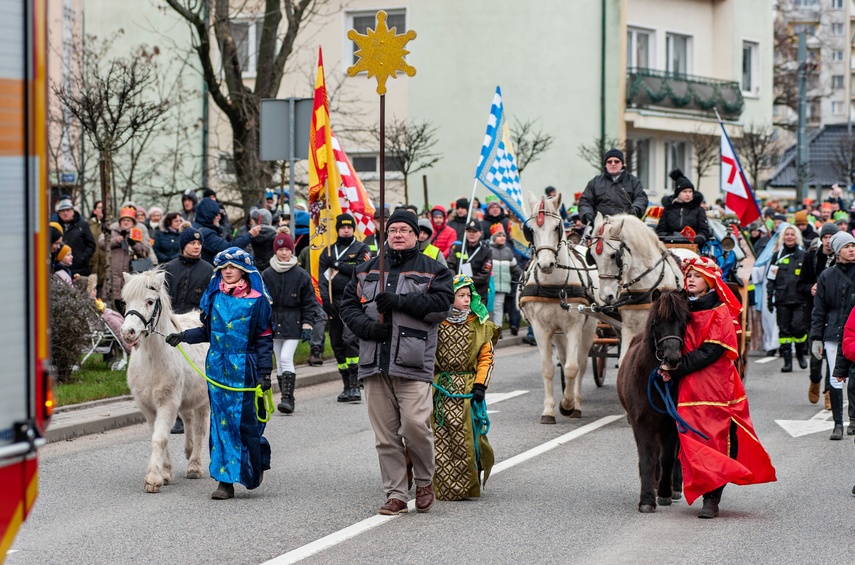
[340,209,453,516]
[578,148,648,225]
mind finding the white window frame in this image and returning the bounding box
[833,74,845,89]
[832,101,844,114]
[627,26,654,70]
[833,49,844,61]
[665,32,692,75]
[742,40,760,96]
[344,8,407,72]
[223,18,268,79]
[348,153,404,180]
[664,140,688,181]
[832,0,844,8]
[832,22,845,37]
[628,138,652,192]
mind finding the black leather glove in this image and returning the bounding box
[376,292,402,313]
[367,322,391,342]
[767,300,774,314]
[119,229,129,237]
[165,332,184,347]
[301,328,312,342]
[694,234,707,248]
[258,373,272,392]
[471,383,487,404]
[581,214,594,226]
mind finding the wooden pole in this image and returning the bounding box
[378,94,386,320]
[99,158,112,301]
[422,174,428,213]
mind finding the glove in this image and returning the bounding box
[376,292,402,313]
[301,328,312,342]
[767,300,774,314]
[258,373,272,392]
[119,229,129,237]
[471,384,487,404]
[367,322,391,342]
[165,332,184,347]
[694,234,707,248]
[811,340,824,360]
[581,214,594,226]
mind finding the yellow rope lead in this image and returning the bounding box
[176,344,274,423]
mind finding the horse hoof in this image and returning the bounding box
[558,403,574,417]
[144,482,161,493]
[638,504,656,514]
[657,497,672,506]
[672,491,683,501]
[540,415,556,424]
[570,409,581,418]
[186,470,201,480]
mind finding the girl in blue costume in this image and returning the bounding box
[166,247,274,499]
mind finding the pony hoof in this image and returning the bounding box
[144,482,161,493]
[564,409,582,418]
[672,491,683,501]
[540,415,557,424]
[657,497,672,506]
[558,403,574,417]
[186,470,201,480]
[638,504,656,513]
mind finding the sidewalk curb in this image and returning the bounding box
[47,335,526,443]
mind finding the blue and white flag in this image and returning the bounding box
[475,86,525,219]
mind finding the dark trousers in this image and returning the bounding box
[704,421,738,502]
[310,306,326,351]
[328,314,358,366]
[504,283,521,329]
[776,303,806,349]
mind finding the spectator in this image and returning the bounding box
[748,221,770,256]
[544,186,568,220]
[102,206,150,312]
[447,220,492,301]
[55,197,96,277]
[180,191,198,223]
[153,213,182,264]
[480,197,510,239]
[447,198,470,241]
[249,208,277,272]
[53,245,74,284]
[416,219,447,267]
[193,198,259,265]
[488,225,521,330]
[429,205,458,258]
[794,211,817,246]
[147,207,164,235]
[161,226,213,315]
[87,201,106,292]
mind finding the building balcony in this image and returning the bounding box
[626,68,744,120]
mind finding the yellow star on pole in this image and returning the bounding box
[347,11,416,95]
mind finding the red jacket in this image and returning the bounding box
[842,307,855,361]
[430,205,459,258]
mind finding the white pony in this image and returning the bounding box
[120,270,210,493]
[588,213,688,365]
[519,193,599,424]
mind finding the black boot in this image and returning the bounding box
[698,496,719,519]
[780,345,793,373]
[277,372,296,414]
[308,347,323,366]
[337,368,351,402]
[795,342,808,370]
[347,365,361,402]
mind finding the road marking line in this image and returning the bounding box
[755,357,777,364]
[486,390,528,405]
[261,414,622,565]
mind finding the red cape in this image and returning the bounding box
[677,303,776,505]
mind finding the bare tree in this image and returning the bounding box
[577,136,635,173]
[732,122,783,191]
[368,118,441,205]
[509,117,554,176]
[832,132,855,186]
[165,0,323,212]
[686,127,719,191]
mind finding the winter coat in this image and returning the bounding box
[654,193,712,240]
[811,262,855,343]
[340,246,454,383]
[153,228,181,263]
[180,192,197,223]
[161,255,214,314]
[429,205,459,258]
[766,245,806,306]
[262,262,317,339]
[318,237,372,311]
[489,241,521,294]
[832,307,855,380]
[447,240,492,300]
[418,240,447,267]
[578,169,648,222]
[250,226,277,273]
[102,222,150,302]
[750,234,770,256]
[800,224,818,246]
[447,215,469,241]
[59,211,96,276]
[193,198,253,265]
[480,212,511,241]
[87,216,106,284]
[797,247,834,306]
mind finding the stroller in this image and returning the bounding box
[74,276,130,371]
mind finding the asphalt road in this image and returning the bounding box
[8,346,855,565]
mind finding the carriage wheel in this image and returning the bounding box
[591,344,607,387]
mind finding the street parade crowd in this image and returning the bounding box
[47,147,855,518]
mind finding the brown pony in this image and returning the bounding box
[617,288,690,513]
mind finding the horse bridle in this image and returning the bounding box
[654,334,684,363]
[125,288,163,336]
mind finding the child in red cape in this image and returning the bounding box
[660,256,776,518]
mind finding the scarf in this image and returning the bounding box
[269,255,297,273]
[219,278,250,296]
[446,307,469,324]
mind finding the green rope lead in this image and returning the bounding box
[431,374,490,469]
[176,343,274,423]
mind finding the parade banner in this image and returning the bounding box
[719,121,761,226]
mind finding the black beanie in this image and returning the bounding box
[669,169,694,194]
[179,227,202,250]
[603,148,624,166]
[385,209,419,234]
[455,198,469,210]
[336,213,355,231]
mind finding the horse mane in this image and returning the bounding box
[608,214,664,263]
[122,269,189,331]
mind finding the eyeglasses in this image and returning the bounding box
[605,159,622,165]
[387,228,413,236]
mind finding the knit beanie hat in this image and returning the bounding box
[819,223,838,239]
[179,226,202,250]
[273,233,295,253]
[50,221,63,245]
[794,211,808,226]
[147,206,163,218]
[455,198,469,210]
[385,209,419,234]
[336,213,355,231]
[830,231,855,256]
[56,245,71,262]
[603,148,624,165]
[55,198,73,212]
[668,169,694,194]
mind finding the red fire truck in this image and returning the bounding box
[0,0,52,559]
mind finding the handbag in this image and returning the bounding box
[130,257,154,273]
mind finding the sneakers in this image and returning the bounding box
[831,425,844,440]
[510,326,519,336]
[522,334,537,346]
[211,482,234,500]
[808,382,820,404]
[415,484,435,513]
[697,498,719,519]
[379,498,408,515]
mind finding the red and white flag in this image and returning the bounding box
[720,123,761,226]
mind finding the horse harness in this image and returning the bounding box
[125,288,163,337]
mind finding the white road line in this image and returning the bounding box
[261,414,622,565]
[755,357,777,364]
[485,390,528,405]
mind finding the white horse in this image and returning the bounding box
[588,213,687,366]
[120,270,210,493]
[519,193,599,424]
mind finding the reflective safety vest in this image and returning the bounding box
[422,244,440,260]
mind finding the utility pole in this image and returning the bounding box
[796,31,810,204]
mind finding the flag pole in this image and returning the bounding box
[459,178,479,274]
[378,94,386,307]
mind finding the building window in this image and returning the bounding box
[350,154,403,174]
[807,101,820,120]
[791,23,817,35]
[228,19,265,77]
[833,50,844,61]
[664,141,687,180]
[627,27,653,70]
[833,75,845,89]
[794,0,818,5]
[832,23,845,36]
[832,0,844,8]
[666,33,691,75]
[833,101,844,114]
[628,139,651,192]
[742,41,759,94]
[347,10,406,67]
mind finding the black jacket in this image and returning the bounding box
[59,211,96,276]
[655,193,712,240]
[193,198,253,264]
[153,228,180,263]
[161,256,214,314]
[767,245,806,306]
[578,169,648,223]
[811,262,855,343]
[318,237,371,309]
[800,224,818,246]
[797,246,834,306]
[262,264,317,340]
[251,226,277,273]
[447,240,492,300]
[447,215,469,242]
[480,212,510,241]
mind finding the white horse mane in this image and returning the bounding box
[122,269,188,332]
[601,214,664,263]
